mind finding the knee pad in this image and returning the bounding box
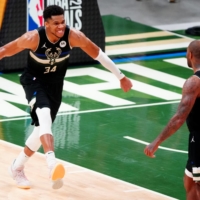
[36,107,53,136]
[25,126,41,152]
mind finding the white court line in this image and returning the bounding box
[106,41,190,56]
[166,30,194,40]
[164,57,190,69]
[105,31,174,42]
[68,170,87,174]
[124,136,188,154]
[0,100,180,122]
[154,22,200,31]
[66,67,181,100]
[0,139,178,200]
[124,188,144,193]
[117,63,185,88]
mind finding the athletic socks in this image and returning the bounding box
[13,151,29,170]
[13,150,56,173]
[45,151,56,169]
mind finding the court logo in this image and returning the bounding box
[27,0,44,31]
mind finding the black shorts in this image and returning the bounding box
[186,131,200,174]
[20,72,63,126]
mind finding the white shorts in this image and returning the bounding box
[185,168,193,179]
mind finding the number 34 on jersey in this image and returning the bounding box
[44,65,57,74]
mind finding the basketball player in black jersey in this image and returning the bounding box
[0,5,132,189]
[144,40,200,199]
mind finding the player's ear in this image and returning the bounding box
[189,51,193,60]
[45,21,49,28]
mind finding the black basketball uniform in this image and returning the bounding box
[20,26,71,126]
[186,71,200,175]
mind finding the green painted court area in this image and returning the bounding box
[0,15,194,200]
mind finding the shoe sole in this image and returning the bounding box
[52,179,63,189]
[51,163,65,181]
[17,185,31,189]
[8,166,31,189]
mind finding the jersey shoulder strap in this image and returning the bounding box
[194,70,200,78]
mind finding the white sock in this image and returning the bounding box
[45,151,56,169]
[13,151,29,170]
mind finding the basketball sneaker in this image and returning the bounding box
[9,160,31,189]
[50,163,65,189]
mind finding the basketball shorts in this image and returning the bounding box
[20,72,63,126]
[185,131,200,181]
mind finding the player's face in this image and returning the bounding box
[45,15,66,38]
[186,49,192,68]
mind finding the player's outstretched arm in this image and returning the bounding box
[0,30,38,60]
[144,75,200,158]
[69,28,133,92]
[0,39,24,60]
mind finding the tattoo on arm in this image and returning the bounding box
[155,76,200,144]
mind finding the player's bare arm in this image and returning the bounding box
[69,28,133,92]
[17,30,39,51]
[0,30,39,60]
[69,28,99,58]
[144,75,200,158]
[0,39,24,60]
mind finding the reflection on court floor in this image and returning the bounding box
[0,15,194,200]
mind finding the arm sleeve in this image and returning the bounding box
[94,49,125,80]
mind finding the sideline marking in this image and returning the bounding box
[124,136,188,154]
[124,188,144,193]
[164,57,190,69]
[105,31,174,42]
[106,38,191,55]
[0,139,178,200]
[113,52,186,63]
[154,22,200,31]
[0,100,180,122]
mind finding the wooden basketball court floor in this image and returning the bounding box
[0,15,199,200]
[0,140,177,200]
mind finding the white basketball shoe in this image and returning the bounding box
[50,163,65,189]
[9,160,31,189]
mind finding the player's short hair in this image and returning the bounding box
[43,5,64,21]
[188,40,200,60]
